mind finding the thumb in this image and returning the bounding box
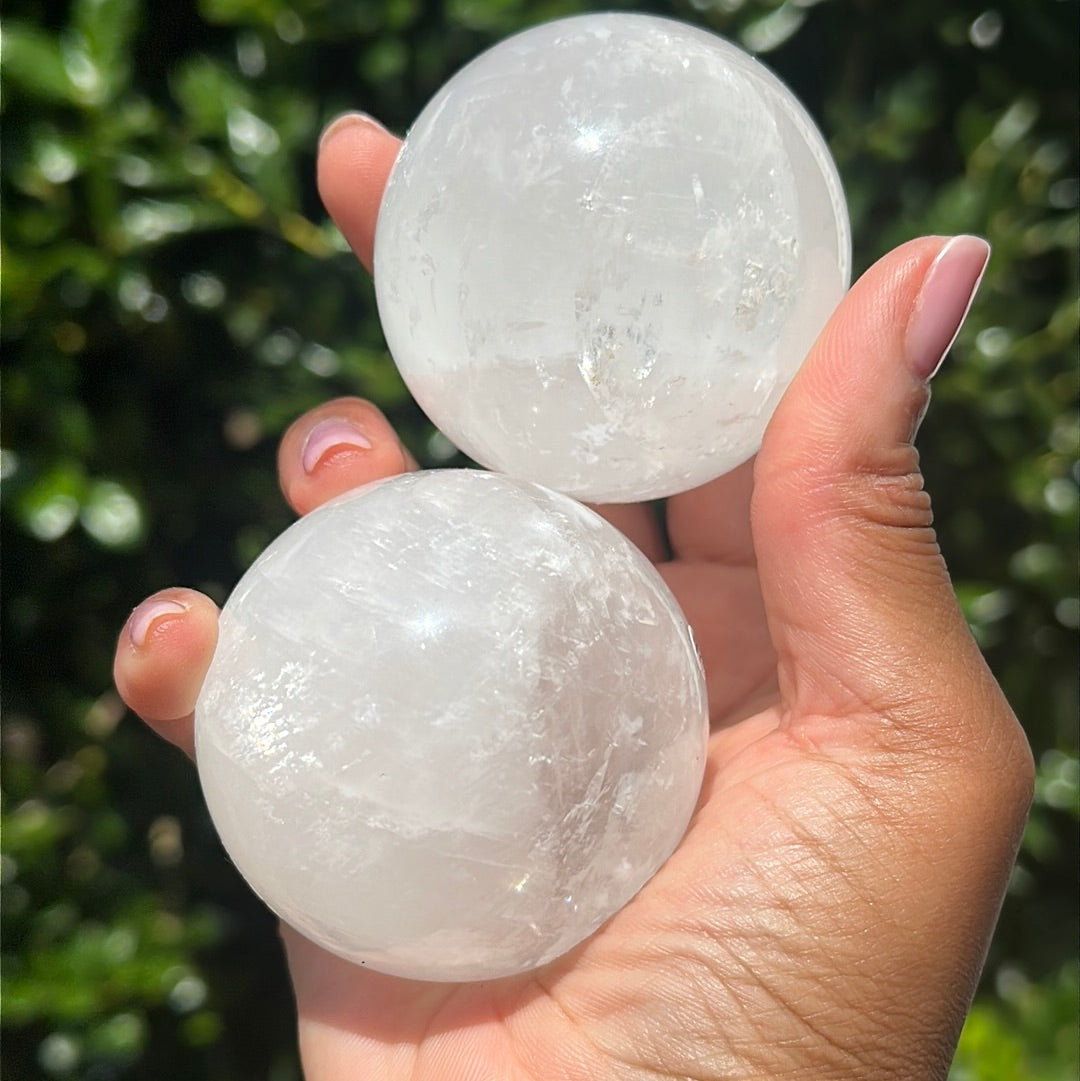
[752,235,996,731]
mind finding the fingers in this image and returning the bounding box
[278,397,417,516]
[117,115,404,762]
[119,397,415,758]
[752,236,1017,745]
[317,114,402,272]
[665,458,756,565]
[113,588,219,759]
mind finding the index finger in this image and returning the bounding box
[317,114,402,271]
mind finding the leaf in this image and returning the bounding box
[73,0,142,101]
[0,23,76,104]
[171,54,250,133]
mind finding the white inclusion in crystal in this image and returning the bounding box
[375,12,850,503]
[196,471,708,983]
[575,127,604,154]
[406,609,448,645]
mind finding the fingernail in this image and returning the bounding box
[302,418,373,473]
[129,599,187,648]
[906,235,991,381]
[319,112,388,151]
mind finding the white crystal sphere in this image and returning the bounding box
[195,470,708,982]
[375,13,850,503]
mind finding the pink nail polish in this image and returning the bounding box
[318,112,388,150]
[301,419,373,474]
[130,599,187,648]
[906,235,991,381]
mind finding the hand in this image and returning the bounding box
[114,115,1033,1080]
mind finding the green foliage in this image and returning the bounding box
[951,961,1080,1081]
[2,0,1076,1077]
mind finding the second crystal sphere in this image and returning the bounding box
[195,471,708,982]
[375,13,850,502]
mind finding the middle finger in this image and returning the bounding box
[278,397,417,516]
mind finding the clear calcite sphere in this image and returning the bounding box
[195,470,708,982]
[375,13,850,503]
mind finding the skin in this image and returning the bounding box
[114,117,1034,1080]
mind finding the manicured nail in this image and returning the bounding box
[129,599,187,648]
[302,418,373,473]
[906,235,991,381]
[319,112,388,150]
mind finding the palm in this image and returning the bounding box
[283,473,815,1081]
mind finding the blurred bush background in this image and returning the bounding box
[2,0,1076,1077]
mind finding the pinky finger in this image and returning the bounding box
[113,587,220,759]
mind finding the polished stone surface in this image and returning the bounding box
[195,471,708,981]
[375,13,850,502]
